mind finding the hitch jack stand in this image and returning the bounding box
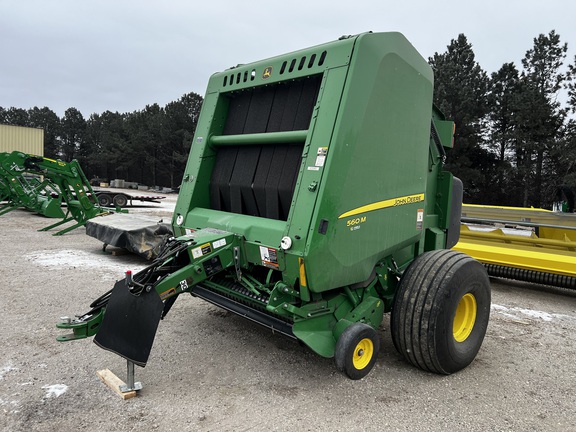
[120,360,142,393]
[96,360,142,400]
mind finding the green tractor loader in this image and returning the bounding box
[58,32,490,380]
[0,151,108,235]
[0,151,65,219]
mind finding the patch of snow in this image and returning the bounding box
[0,365,18,380]
[42,384,68,398]
[492,304,573,322]
[0,397,20,412]
[25,250,146,276]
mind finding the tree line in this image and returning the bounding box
[0,93,203,189]
[431,30,576,208]
[2,30,576,207]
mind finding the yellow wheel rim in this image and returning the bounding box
[453,293,477,342]
[352,338,374,370]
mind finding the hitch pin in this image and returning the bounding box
[125,270,144,290]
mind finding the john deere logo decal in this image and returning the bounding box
[262,66,273,79]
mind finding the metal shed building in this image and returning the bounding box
[0,124,44,156]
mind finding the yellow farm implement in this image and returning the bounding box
[455,204,576,289]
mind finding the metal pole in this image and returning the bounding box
[127,361,135,389]
[119,360,142,392]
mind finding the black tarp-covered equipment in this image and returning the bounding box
[86,213,173,260]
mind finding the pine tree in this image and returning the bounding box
[488,63,520,204]
[515,30,567,207]
[429,34,495,203]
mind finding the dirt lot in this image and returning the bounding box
[1,197,576,431]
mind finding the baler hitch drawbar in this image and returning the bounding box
[58,237,199,365]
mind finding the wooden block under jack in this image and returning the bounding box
[96,369,137,400]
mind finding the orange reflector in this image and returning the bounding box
[299,257,307,287]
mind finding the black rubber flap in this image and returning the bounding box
[94,279,164,367]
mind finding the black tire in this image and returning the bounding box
[335,323,379,380]
[113,194,128,207]
[97,193,112,207]
[391,249,490,374]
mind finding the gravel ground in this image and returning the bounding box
[1,195,576,431]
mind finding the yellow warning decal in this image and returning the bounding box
[159,287,176,301]
[192,242,212,259]
[43,157,66,166]
[338,193,425,219]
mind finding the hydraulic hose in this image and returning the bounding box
[85,238,192,314]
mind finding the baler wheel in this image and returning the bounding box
[98,193,112,207]
[335,323,379,380]
[391,250,490,374]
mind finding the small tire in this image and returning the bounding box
[391,249,490,374]
[97,193,112,207]
[113,194,128,207]
[335,323,379,380]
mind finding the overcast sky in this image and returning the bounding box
[1,0,575,118]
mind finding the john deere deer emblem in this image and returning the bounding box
[262,66,273,79]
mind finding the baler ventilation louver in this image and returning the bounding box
[279,50,327,75]
[222,50,327,88]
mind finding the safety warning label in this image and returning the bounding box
[416,209,424,230]
[260,246,279,269]
[192,242,212,259]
